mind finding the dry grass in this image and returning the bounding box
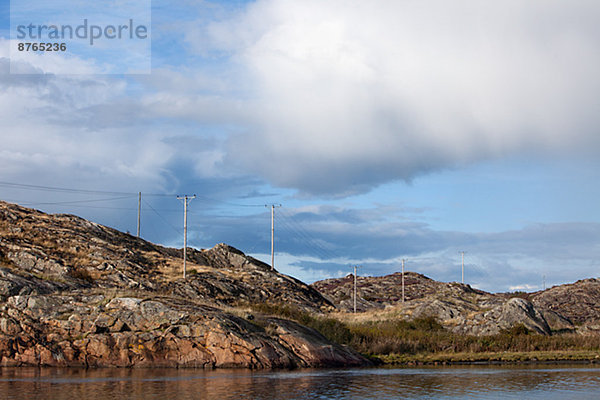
[345,320,600,358]
[377,350,600,364]
[236,302,354,344]
[241,303,600,363]
[154,258,217,281]
[331,307,407,324]
[68,267,95,283]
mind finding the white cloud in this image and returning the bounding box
[2,1,598,294]
[0,55,175,193]
[509,284,539,292]
[202,0,600,195]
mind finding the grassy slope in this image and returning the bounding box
[377,350,600,365]
[242,303,600,365]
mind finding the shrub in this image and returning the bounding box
[240,302,353,345]
[506,291,530,300]
[500,324,530,336]
[69,267,95,283]
[237,302,600,357]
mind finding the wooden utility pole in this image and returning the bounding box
[177,195,196,279]
[136,192,141,238]
[353,265,362,313]
[266,204,281,270]
[460,251,466,284]
[402,259,406,303]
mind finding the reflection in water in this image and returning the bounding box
[1,365,600,399]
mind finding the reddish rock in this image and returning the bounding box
[0,200,368,368]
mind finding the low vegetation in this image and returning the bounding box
[68,267,95,283]
[345,320,600,356]
[243,302,600,364]
[240,302,354,345]
[0,252,13,268]
[504,291,530,300]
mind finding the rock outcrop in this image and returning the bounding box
[0,201,368,368]
[0,293,364,368]
[313,272,590,336]
[0,201,332,312]
[530,278,600,327]
[313,272,444,311]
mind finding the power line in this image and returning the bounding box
[276,218,334,260]
[194,195,265,208]
[0,180,270,210]
[17,195,136,207]
[278,210,340,260]
[1,201,138,211]
[142,198,181,235]
[0,181,140,196]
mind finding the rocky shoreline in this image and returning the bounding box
[2,200,599,369]
[0,294,366,368]
[0,201,368,368]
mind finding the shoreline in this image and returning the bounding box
[372,350,600,366]
[2,349,600,370]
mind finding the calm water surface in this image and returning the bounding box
[1,365,600,399]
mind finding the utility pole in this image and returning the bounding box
[353,265,361,313]
[137,192,141,238]
[460,251,466,284]
[543,274,546,291]
[266,204,281,270]
[177,195,196,279]
[402,259,406,303]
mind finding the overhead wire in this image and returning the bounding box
[277,210,340,261]
[0,180,139,196]
[0,179,342,267]
[142,198,182,236]
[0,179,268,208]
[0,180,497,283]
[282,213,338,256]
[276,218,330,260]
[17,195,137,207]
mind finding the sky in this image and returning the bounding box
[0,0,599,293]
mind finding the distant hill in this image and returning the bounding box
[0,200,367,368]
[530,278,600,329]
[313,272,600,336]
[312,271,475,310]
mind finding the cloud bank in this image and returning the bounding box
[2,1,598,292]
[5,1,599,198]
[204,0,600,195]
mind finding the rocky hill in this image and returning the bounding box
[530,278,600,331]
[0,200,367,368]
[312,272,600,336]
[313,272,466,310]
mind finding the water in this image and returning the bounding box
[1,365,600,399]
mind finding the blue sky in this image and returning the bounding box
[1,0,599,292]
